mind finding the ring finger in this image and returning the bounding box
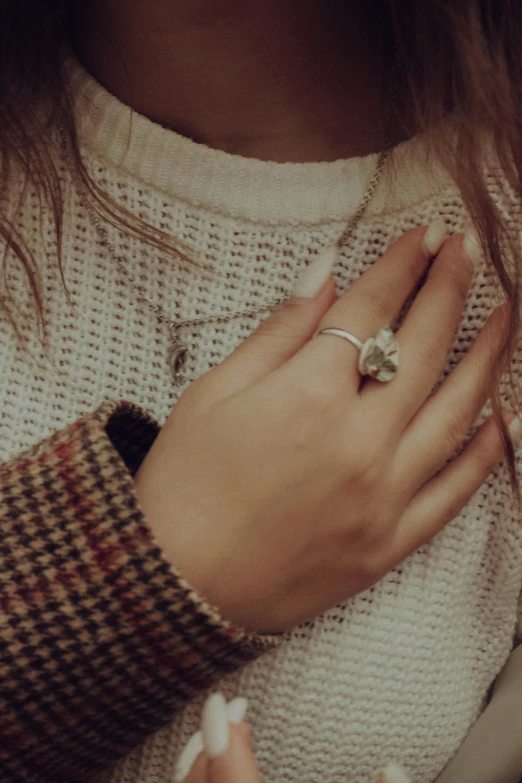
[362,232,479,434]
[293,223,446,394]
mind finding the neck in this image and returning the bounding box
[74,0,411,163]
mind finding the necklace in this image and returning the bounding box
[59,106,395,386]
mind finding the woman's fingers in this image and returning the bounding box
[394,302,513,490]
[202,695,262,783]
[175,694,263,783]
[205,222,444,401]
[180,730,413,783]
[181,724,261,783]
[363,231,477,433]
[389,266,521,561]
[175,731,205,781]
[294,223,445,394]
[204,722,263,783]
[394,410,522,559]
[181,749,208,783]
[202,247,338,400]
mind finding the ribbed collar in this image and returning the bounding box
[67,57,452,227]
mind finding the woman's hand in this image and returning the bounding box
[180,722,259,783]
[135,223,521,634]
[175,693,412,783]
[176,694,262,783]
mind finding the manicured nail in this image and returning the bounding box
[226,697,248,724]
[508,414,522,446]
[462,225,483,267]
[291,245,339,299]
[173,730,204,782]
[201,692,230,758]
[381,762,412,783]
[422,219,448,256]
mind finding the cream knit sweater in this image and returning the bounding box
[2,59,522,783]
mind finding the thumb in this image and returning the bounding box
[206,245,338,397]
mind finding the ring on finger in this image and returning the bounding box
[315,325,400,383]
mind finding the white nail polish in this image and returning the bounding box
[173,731,204,782]
[291,245,339,299]
[462,226,483,267]
[508,414,522,446]
[381,762,412,783]
[226,697,248,724]
[422,219,448,256]
[201,692,230,758]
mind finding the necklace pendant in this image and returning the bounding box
[168,324,189,386]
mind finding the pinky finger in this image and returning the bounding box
[396,412,522,557]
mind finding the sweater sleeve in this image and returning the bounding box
[0,399,283,783]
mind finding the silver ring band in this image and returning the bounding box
[316,325,400,383]
[316,328,364,352]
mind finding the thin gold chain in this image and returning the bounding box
[79,142,391,331]
[58,86,396,383]
[335,145,392,249]
[81,201,289,329]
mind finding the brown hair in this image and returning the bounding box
[1,0,522,508]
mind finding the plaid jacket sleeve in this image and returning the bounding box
[0,399,283,783]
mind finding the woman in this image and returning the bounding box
[1,1,522,783]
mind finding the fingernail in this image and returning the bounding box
[381,762,412,783]
[291,245,339,299]
[226,696,248,724]
[462,225,483,267]
[508,414,522,446]
[201,692,230,758]
[423,219,448,256]
[173,730,204,782]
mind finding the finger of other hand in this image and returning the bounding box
[180,693,263,783]
[181,723,261,783]
[181,748,208,783]
[205,722,263,783]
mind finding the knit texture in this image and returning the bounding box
[0,57,521,783]
[0,398,282,782]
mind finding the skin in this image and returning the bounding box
[73,0,416,163]
[71,5,505,782]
